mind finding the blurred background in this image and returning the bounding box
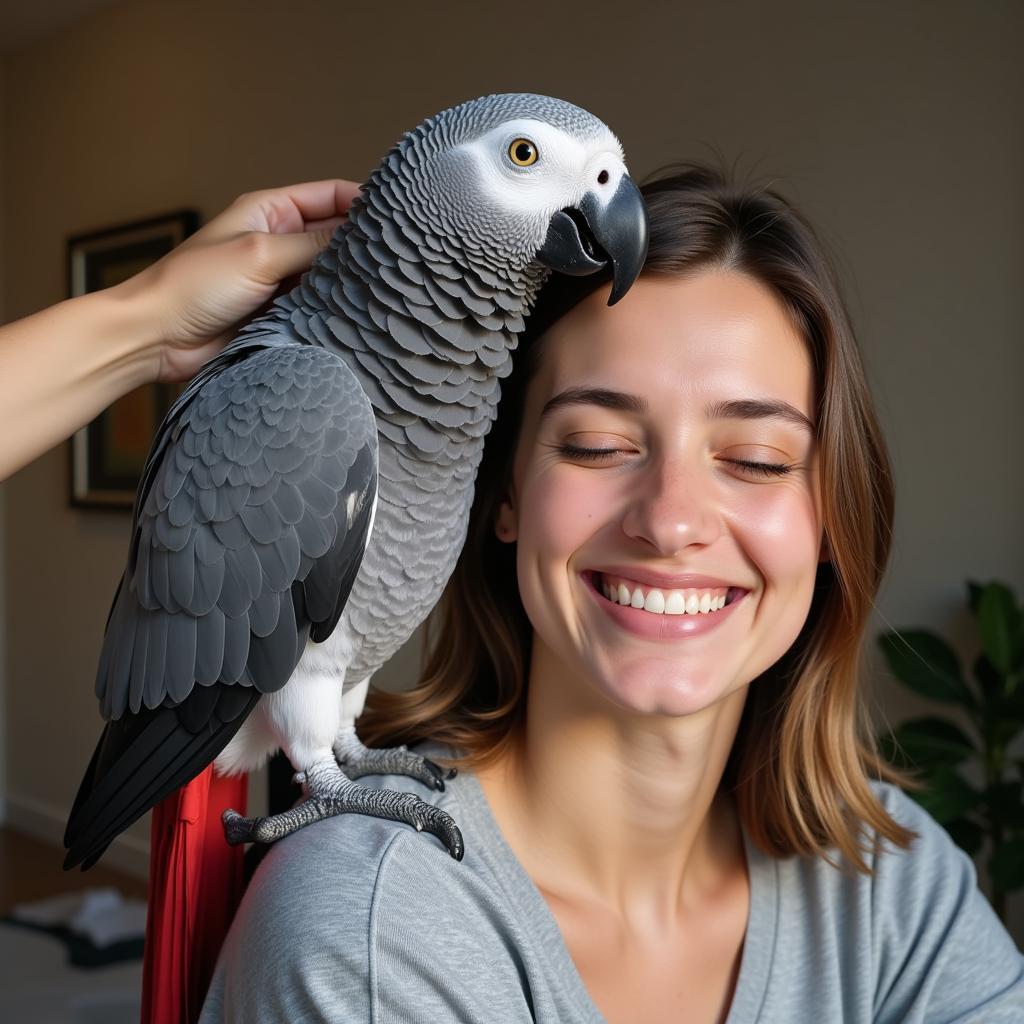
[0,0,1020,1013]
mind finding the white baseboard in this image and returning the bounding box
[5,793,149,880]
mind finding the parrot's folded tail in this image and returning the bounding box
[63,686,259,871]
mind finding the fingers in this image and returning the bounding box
[243,226,338,284]
[261,179,362,230]
[238,179,361,235]
[197,179,361,242]
[302,215,346,234]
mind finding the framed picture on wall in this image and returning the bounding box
[67,210,199,509]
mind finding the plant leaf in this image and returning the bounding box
[944,816,986,857]
[977,582,1024,675]
[878,631,975,709]
[976,656,1024,732]
[987,712,1024,748]
[884,717,975,769]
[986,781,1024,830]
[989,835,1024,893]
[967,580,984,616]
[911,766,980,824]
[974,654,1003,700]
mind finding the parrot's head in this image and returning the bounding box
[387,93,649,305]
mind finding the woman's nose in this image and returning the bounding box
[620,460,721,556]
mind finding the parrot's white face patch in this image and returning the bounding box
[456,118,627,217]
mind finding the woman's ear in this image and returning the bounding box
[495,494,518,543]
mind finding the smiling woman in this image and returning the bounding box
[499,271,824,726]
[362,166,903,869]
[201,167,1024,1024]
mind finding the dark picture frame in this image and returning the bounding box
[68,210,199,508]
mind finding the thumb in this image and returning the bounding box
[256,226,337,282]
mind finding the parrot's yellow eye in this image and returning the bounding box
[508,138,539,166]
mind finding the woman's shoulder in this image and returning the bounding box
[200,745,541,1021]
[243,743,482,923]
[772,779,971,879]
[863,778,979,889]
[761,778,1015,962]
[773,779,984,914]
[753,779,1024,1022]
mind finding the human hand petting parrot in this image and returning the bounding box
[0,180,359,482]
[63,93,649,871]
[133,179,362,383]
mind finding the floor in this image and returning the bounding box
[0,827,147,916]
[0,827,146,1024]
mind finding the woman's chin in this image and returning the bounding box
[591,660,743,719]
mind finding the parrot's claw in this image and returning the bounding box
[223,808,293,846]
[220,757,465,860]
[222,808,256,845]
[334,738,458,792]
[404,798,464,860]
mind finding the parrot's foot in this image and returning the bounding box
[333,732,457,792]
[221,757,464,860]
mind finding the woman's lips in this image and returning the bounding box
[581,570,747,640]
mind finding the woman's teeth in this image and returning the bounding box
[597,574,731,616]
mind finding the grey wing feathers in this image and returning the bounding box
[96,343,378,721]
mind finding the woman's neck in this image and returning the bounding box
[477,640,749,928]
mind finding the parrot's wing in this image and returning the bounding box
[64,341,378,869]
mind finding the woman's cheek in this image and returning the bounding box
[730,481,821,628]
[514,465,603,634]
[520,465,603,563]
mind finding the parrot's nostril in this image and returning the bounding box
[597,169,609,185]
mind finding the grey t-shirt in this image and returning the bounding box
[200,744,1024,1022]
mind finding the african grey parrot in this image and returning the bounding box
[63,92,648,869]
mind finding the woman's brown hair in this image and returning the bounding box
[359,163,916,872]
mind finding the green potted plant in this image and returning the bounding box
[878,580,1024,923]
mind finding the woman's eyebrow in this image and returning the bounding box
[705,398,815,432]
[539,389,814,432]
[540,387,647,419]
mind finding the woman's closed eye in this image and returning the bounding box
[552,440,802,479]
[554,442,630,462]
[721,457,794,478]
[718,444,804,480]
[546,430,639,464]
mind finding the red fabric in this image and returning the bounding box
[141,767,248,1024]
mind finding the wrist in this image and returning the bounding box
[85,272,167,390]
[0,276,170,479]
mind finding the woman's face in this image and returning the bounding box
[498,270,823,718]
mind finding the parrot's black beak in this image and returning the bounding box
[537,175,649,305]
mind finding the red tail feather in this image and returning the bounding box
[142,767,248,1024]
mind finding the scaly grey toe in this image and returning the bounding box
[221,757,465,859]
[340,742,457,791]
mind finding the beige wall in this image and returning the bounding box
[1,0,1021,928]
